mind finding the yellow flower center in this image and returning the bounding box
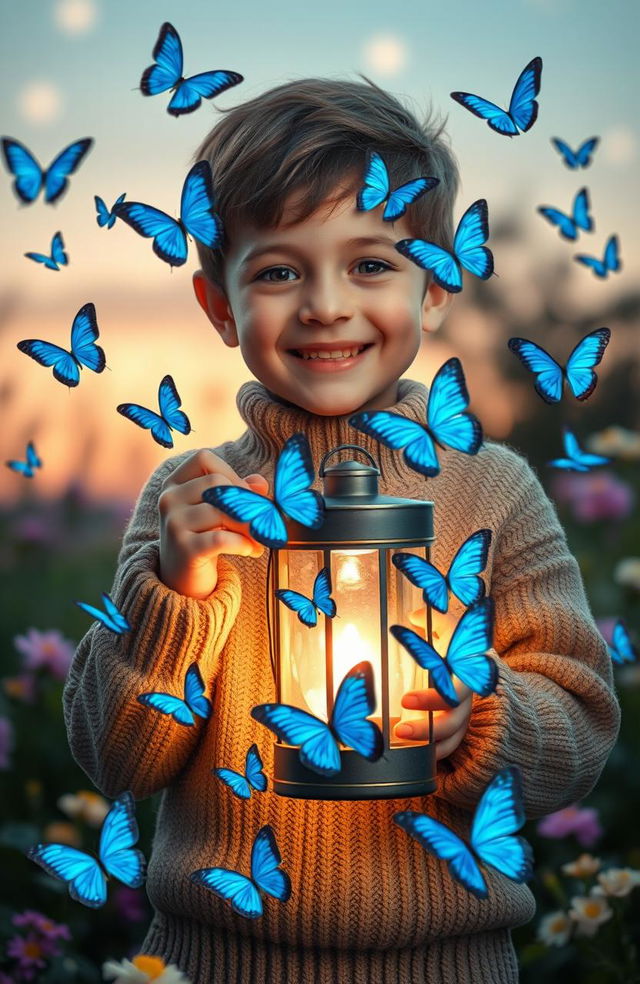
[132,955,167,979]
[584,901,602,918]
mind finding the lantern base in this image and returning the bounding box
[273,742,436,800]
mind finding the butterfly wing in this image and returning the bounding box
[389,624,459,706]
[565,327,610,400]
[575,137,599,167]
[609,620,638,666]
[384,177,439,223]
[214,768,251,799]
[245,743,268,792]
[559,429,611,470]
[95,195,112,227]
[274,433,325,531]
[24,250,58,270]
[395,238,462,292]
[471,766,534,884]
[26,441,42,471]
[391,551,449,613]
[180,160,223,249]
[28,843,107,908]
[453,200,493,280]
[167,70,244,116]
[70,302,105,373]
[551,137,579,168]
[137,691,195,726]
[450,92,517,137]
[251,703,341,776]
[2,138,43,203]
[331,661,383,762]
[350,410,440,476]
[312,567,336,618]
[275,589,318,627]
[507,337,564,403]
[393,812,488,899]
[44,139,93,204]
[427,357,483,456]
[604,234,621,273]
[75,599,125,634]
[445,599,497,698]
[183,663,212,721]
[141,22,183,95]
[447,529,492,607]
[117,403,173,448]
[202,484,287,548]
[250,826,291,902]
[51,231,67,267]
[572,188,592,234]
[538,206,577,241]
[99,792,146,889]
[100,593,131,633]
[157,374,191,435]
[191,867,263,918]
[113,201,187,267]
[17,339,80,387]
[356,150,389,212]
[507,57,542,133]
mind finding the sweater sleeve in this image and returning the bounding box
[435,455,621,818]
[62,456,242,800]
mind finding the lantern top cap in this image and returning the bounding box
[319,444,380,478]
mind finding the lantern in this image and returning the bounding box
[264,444,438,800]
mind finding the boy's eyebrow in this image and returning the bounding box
[239,235,400,268]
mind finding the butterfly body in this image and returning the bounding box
[138,662,211,726]
[117,374,191,448]
[575,235,621,278]
[214,743,268,799]
[75,593,131,634]
[538,188,593,241]
[1,137,93,204]
[6,441,42,478]
[28,792,146,908]
[548,429,611,472]
[25,231,68,270]
[551,137,599,169]
[508,328,610,403]
[17,302,104,388]
[95,193,126,229]
[275,567,336,627]
[356,151,439,222]
[392,529,491,614]
[608,620,638,666]
[451,57,542,136]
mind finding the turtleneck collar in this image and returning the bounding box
[233,377,430,489]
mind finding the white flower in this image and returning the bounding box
[58,790,110,827]
[561,853,602,878]
[103,955,191,984]
[614,558,640,591]
[568,895,613,936]
[596,867,640,898]
[587,426,640,461]
[537,910,573,946]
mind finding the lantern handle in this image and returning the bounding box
[319,444,380,477]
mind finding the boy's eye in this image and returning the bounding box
[256,266,296,283]
[255,260,392,282]
[356,259,392,275]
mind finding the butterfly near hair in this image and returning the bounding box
[575,235,621,279]
[392,529,492,614]
[17,302,105,388]
[394,766,534,899]
[141,22,243,116]
[548,429,611,472]
[95,193,126,229]
[390,598,497,708]
[356,150,439,222]
[6,441,42,478]
[537,187,593,242]
[75,593,131,635]
[508,328,610,403]
[190,825,290,919]
[450,57,542,137]
[551,136,599,169]
[350,357,483,478]
[251,661,384,777]
[24,231,68,271]
[138,662,212,726]
[202,433,325,549]
[213,743,268,799]
[28,792,146,908]
[117,374,191,449]
[113,160,222,267]
[1,137,93,205]
[395,199,493,293]
[607,620,638,666]
[275,566,337,627]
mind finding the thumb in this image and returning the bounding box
[246,473,269,489]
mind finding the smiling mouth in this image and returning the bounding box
[287,343,374,360]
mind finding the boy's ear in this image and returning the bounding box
[193,270,239,347]
[421,281,454,334]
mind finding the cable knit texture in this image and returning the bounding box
[63,378,620,983]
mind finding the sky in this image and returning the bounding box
[0,0,638,503]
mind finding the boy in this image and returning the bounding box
[63,78,620,982]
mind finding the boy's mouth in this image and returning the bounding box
[287,343,374,361]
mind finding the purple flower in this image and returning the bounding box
[12,910,71,941]
[537,804,604,848]
[550,471,634,524]
[2,673,38,703]
[11,513,58,547]
[6,933,48,977]
[0,715,14,770]
[14,628,75,681]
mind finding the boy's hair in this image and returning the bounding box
[193,76,459,293]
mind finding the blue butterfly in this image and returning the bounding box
[1,137,93,205]
[75,593,131,635]
[395,199,493,293]
[275,567,337,628]
[138,662,212,726]
[356,151,439,222]
[392,529,492,614]
[117,374,191,449]
[202,433,325,549]
[508,328,611,404]
[537,187,593,241]
[95,193,126,229]
[24,231,68,271]
[213,743,268,799]
[191,825,290,919]
[6,441,42,478]
[112,160,222,267]
[17,302,105,388]
[390,598,497,708]
[551,136,599,170]
[251,661,384,777]
[394,766,534,899]
[350,357,482,478]
[607,620,638,666]
[575,235,621,279]
[141,22,243,117]
[547,429,611,472]
[27,792,146,908]
[450,57,542,137]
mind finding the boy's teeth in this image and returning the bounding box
[298,346,365,360]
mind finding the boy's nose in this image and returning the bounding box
[298,278,353,326]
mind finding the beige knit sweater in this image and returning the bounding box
[63,378,620,984]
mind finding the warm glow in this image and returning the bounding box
[303,620,379,720]
[362,34,408,76]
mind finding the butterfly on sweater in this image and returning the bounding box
[24,231,68,271]
[547,429,611,472]
[394,766,534,899]
[574,234,621,279]
[28,792,146,908]
[390,598,497,708]
[75,593,131,635]
[6,441,42,478]
[607,620,638,666]
[1,136,93,205]
[356,150,439,222]
[508,328,611,404]
[95,193,126,229]
[213,743,268,799]
[251,661,384,777]
[392,530,492,614]
[190,825,290,919]
[537,188,593,241]
[17,302,105,388]
[117,374,191,449]
[275,567,337,627]
[551,136,599,169]
[350,358,483,478]
[202,433,325,549]
[137,662,212,726]
[450,57,542,137]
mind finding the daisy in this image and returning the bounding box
[103,954,192,984]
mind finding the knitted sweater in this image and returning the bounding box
[63,378,620,984]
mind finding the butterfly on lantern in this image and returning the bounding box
[213,744,268,799]
[95,193,126,229]
[1,137,93,205]
[508,328,611,404]
[75,593,131,635]
[275,567,337,627]
[24,231,68,271]
[28,792,146,908]
[551,137,599,170]
[537,187,593,241]
[547,429,611,472]
[575,234,621,279]
[392,529,492,615]
[394,766,534,899]
[450,57,542,137]
[6,441,42,479]
[138,662,212,726]
[356,151,439,222]
[117,375,191,449]
[17,302,105,388]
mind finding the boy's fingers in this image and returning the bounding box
[401,680,473,711]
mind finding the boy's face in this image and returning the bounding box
[194,183,451,416]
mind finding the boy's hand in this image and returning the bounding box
[395,679,473,762]
[158,449,269,600]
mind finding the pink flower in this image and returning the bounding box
[537,804,603,848]
[2,673,38,703]
[14,628,75,681]
[0,715,14,770]
[550,471,634,524]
